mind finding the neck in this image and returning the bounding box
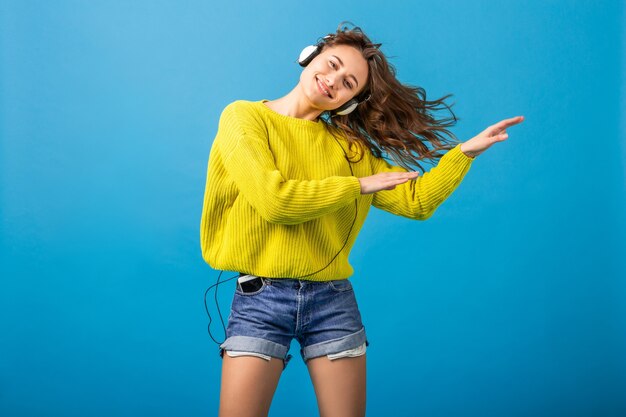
[265,85,324,122]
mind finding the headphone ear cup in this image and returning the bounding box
[299,35,333,67]
[298,45,320,67]
[332,99,359,116]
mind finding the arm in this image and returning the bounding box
[371,143,474,220]
[218,103,361,225]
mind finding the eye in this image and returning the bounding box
[329,59,353,89]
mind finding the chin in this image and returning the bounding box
[308,94,332,112]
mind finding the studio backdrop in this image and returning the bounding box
[1,1,624,416]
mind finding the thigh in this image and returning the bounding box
[219,354,284,417]
[306,353,367,417]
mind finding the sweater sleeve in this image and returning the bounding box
[217,102,362,225]
[371,144,474,220]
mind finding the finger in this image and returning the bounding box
[378,171,419,186]
[390,174,419,185]
[380,178,407,188]
[404,171,419,177]
[492,116,524,132]
[383,172,419,180]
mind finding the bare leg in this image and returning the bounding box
[306,354,367,417]
[218,353,284,417]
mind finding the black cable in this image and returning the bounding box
[203,270,238,345]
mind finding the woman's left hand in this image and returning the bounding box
[460,115,525,158]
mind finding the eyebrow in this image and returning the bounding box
[331,55,359,88]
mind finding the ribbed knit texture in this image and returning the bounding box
[200,99,475,281]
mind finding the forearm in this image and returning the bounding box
[372,143,474,219]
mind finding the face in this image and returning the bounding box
[300,44,369,112]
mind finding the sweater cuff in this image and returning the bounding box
[347,176,362,199]
[451,143,476,162]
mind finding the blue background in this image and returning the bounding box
[1,1,624,416]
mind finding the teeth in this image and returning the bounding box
[317,77,331,97]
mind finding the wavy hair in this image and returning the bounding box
[319,22,462,172]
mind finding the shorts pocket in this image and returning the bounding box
[235,276,270,296]
[328,279,353,293]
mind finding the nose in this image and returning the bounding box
[324,75,335,89]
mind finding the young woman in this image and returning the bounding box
[200,22,524,417]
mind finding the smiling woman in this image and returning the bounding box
[200,20,523,417]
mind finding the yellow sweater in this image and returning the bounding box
[200,99,474,281]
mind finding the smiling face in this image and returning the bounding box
[299,44,369,113]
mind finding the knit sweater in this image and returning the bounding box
[200,99,475,281]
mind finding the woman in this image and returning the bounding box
[200,22,523,417]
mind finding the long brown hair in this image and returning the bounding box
[320,22,461,172]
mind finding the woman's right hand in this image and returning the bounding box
[358,171,420,195]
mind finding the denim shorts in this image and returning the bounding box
[219,274,370,370]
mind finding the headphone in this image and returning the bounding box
[205,34,363,347]
[296,34,371,117]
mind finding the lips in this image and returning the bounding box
[316,76,332,98]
